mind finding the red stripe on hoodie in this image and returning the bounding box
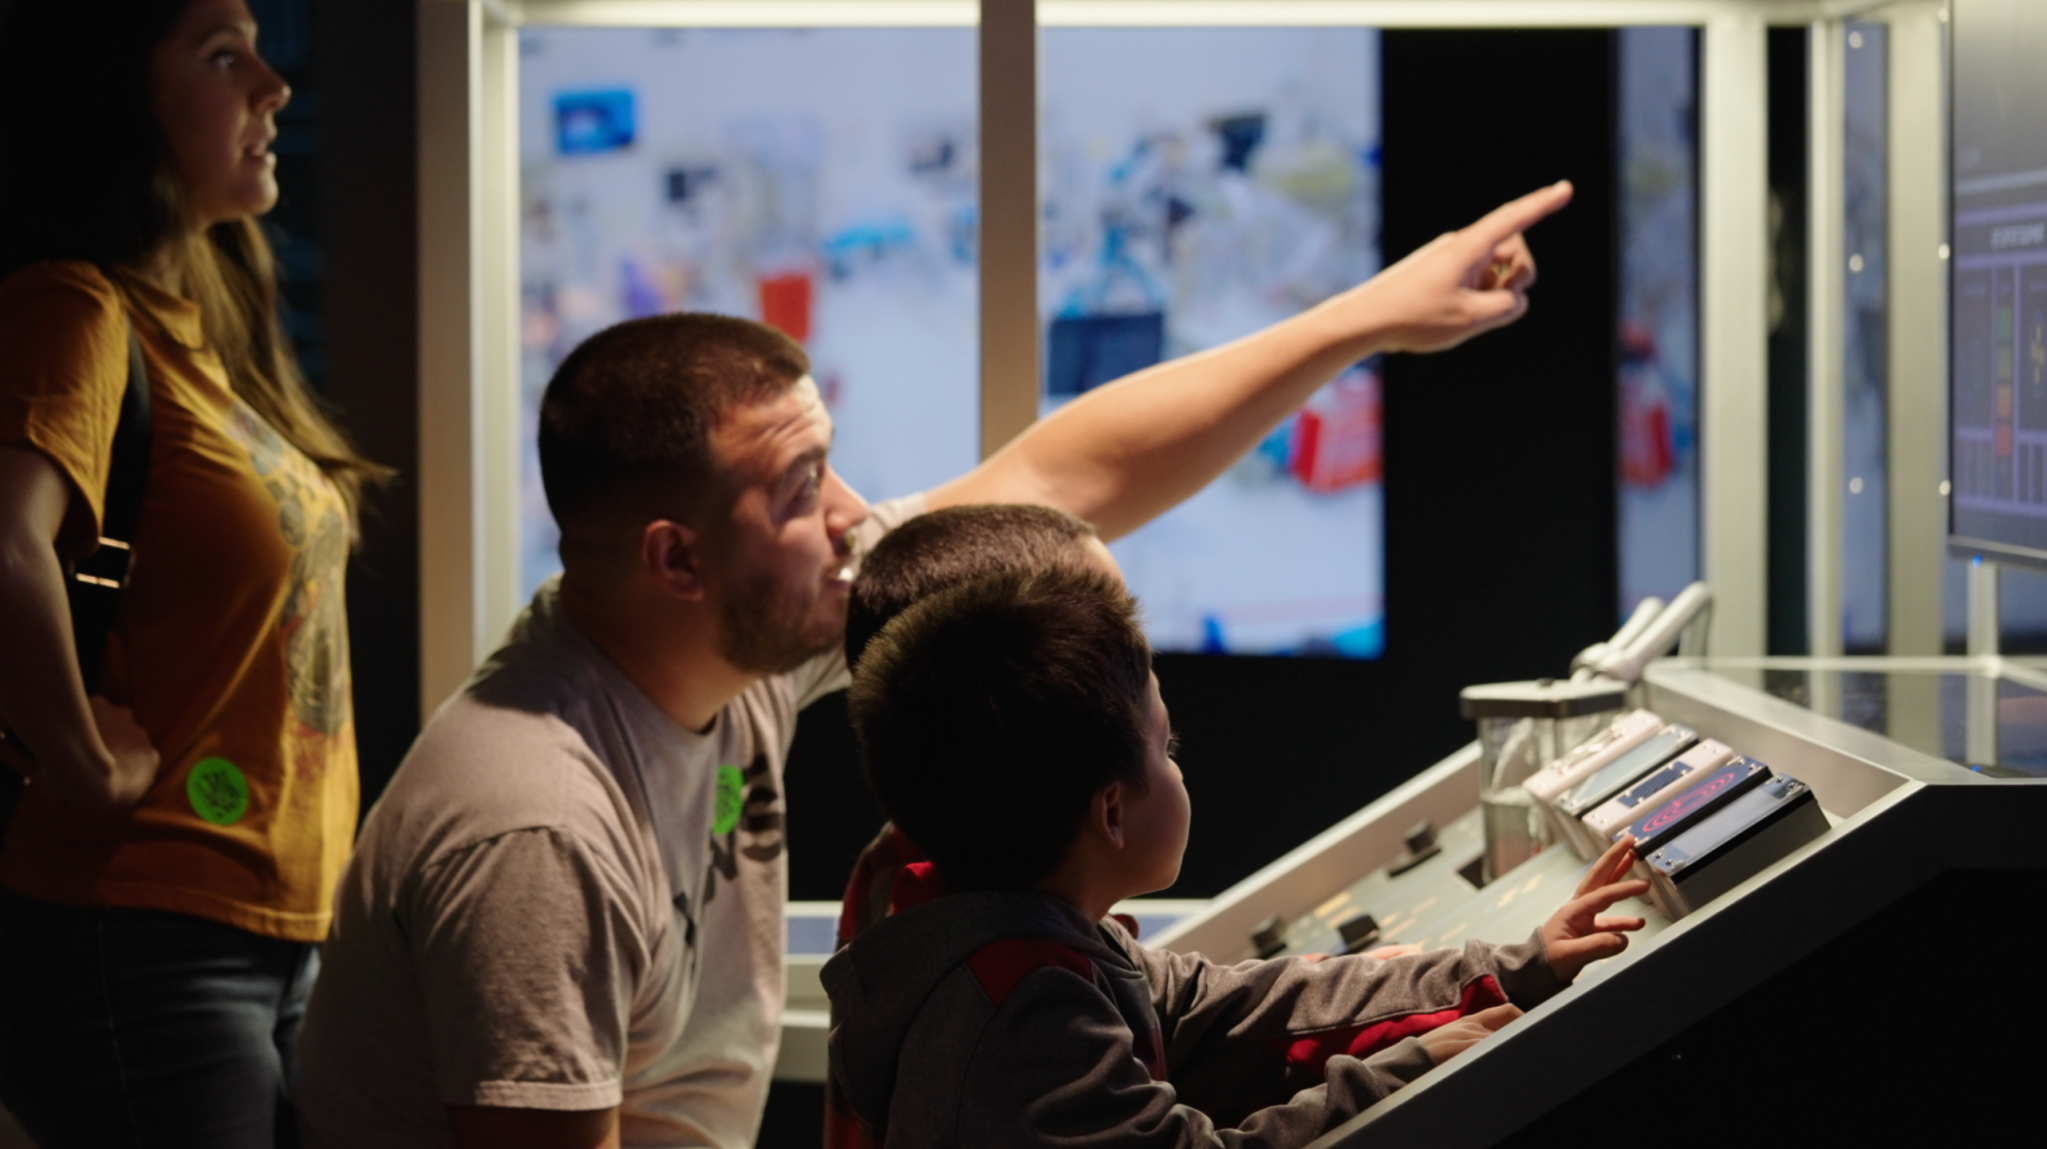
[1276,975,1510,1075]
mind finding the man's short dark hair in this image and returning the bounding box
[848,567,1152,892]
[538,313,809,542]
[845,504,1098,669]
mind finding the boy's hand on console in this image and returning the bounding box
[1541,837,1650,983]
[1417,1003,1522,1066]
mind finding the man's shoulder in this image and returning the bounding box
[361,690,643,876]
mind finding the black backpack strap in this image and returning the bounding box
[67,324,154,688]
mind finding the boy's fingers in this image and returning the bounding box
[1556,931,1630,964]
[1574,879,1650,914]
[1577,839,1636,897]
[1591,914,1647,933]
[1462,181,1574,250]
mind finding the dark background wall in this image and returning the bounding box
[304,0,421,809]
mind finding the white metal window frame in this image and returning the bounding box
[415,0,1948,716]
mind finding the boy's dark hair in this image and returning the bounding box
[845,504,1098,669]
[848,567,1152,892]
[538,313,810,548]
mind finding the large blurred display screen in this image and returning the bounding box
[517,28,980,597]
[516,26,1384,657]
[1951,0,2047,562]
[1041,29,1384,656]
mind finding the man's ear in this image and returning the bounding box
[641,520,707,601]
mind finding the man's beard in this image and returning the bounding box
[716,567,841,675]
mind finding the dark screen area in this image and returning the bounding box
[1949,0,2047,564]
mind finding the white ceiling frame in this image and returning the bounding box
[506,0,1893,29]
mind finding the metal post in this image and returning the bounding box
[1967,558,1999,657]
[1885,1,1948,655]
[979,0,1039,459]
[1967,558,1999,765]
[1808,19,1846,660]
[479,11,523,656]
[1700,11,1771,657]
[417,0,487,717]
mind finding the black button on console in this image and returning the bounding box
[1337,913,1382,953]
[1251,913,1289,958]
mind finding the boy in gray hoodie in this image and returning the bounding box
[828,567,1648,1147]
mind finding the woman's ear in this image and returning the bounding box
[641,520,706,601]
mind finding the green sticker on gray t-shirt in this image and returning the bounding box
[188,757,250,825]
[713,764,743,835]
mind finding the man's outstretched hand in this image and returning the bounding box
[1344,181,1574,354]
[1541,836,1650,983]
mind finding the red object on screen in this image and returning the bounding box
[1290,368,1381,493]
[759,271,814,344]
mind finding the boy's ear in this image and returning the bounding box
[641,520,708,601]
[1096,782,1127,849]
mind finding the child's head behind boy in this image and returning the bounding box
[844,503,1116,670]
[848,566,1186,914]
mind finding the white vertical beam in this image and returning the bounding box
[1700,12,1771,656]
[979,0,1039,459]
[417,0,486,717]
[1884,0,1946,654]
[479,15,524,655]
[1807,19,1845,657]
[1967,559,1999,656]
[1967,560,1999,764]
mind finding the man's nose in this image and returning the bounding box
[824,467,868,541]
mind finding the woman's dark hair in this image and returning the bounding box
[849,567,1154,893]
[0,0,390,517]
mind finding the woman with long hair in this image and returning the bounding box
[0,1,386,1143]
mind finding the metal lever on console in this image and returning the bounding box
[1573,582,1712,684]
[1569,594,1663,681]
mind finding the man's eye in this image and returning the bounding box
[1166,733,1182,759]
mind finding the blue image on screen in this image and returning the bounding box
[1046,313,1165,398]
[555,89,636,155]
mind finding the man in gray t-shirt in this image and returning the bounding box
[298,493,922,1148]
[298,185,1573,1148]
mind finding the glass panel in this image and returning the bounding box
[1038,28,1384,656]
[1841,22,1889,650]
[1752,665,2047,776]
[1615,26,1701,616]
[515,28,978,598]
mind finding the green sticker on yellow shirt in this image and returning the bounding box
[188,757,250,825]
[714,764,744,835]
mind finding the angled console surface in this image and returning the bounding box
[1149,656,2047,1148]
